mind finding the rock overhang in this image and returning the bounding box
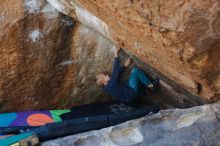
[46,0,220,104]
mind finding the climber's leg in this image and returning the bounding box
[137,69,160,91]
[136,68,152,86]
[128,67,139,93]
[128,67,151,93]
[128,67,159,91]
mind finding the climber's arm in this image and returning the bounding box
[110,57,121,83]
[113,47,132,75]
[110,46,122,83]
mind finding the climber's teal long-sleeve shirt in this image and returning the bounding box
[103,57,137,103]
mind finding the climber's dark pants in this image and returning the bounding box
[128,67,152,93]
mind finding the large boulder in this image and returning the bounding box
[47,0,220,102]
[0,0,114,112]
[42,102,220,146]
[0,0,219,111]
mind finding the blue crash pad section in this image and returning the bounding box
[0,132,34,146]
[0,113,17,127]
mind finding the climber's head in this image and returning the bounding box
[96,73,110,87]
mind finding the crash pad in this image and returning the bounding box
[0,110,70,127]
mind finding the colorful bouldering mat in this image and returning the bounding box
[0,110,70,127]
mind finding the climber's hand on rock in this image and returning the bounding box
[114,46,121,57]
[124,58,132,67]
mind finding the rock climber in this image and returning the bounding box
[96,46,160,104]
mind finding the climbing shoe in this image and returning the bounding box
[148,77,160,91]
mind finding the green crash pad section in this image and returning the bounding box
[0,132,34,146]
[50,110,71,122]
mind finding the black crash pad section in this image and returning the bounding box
[33,101,160,141]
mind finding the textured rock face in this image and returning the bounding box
[0,0,219,111]
[42,102,220,146]
[0,0,115,112]
[47,0,220,101]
